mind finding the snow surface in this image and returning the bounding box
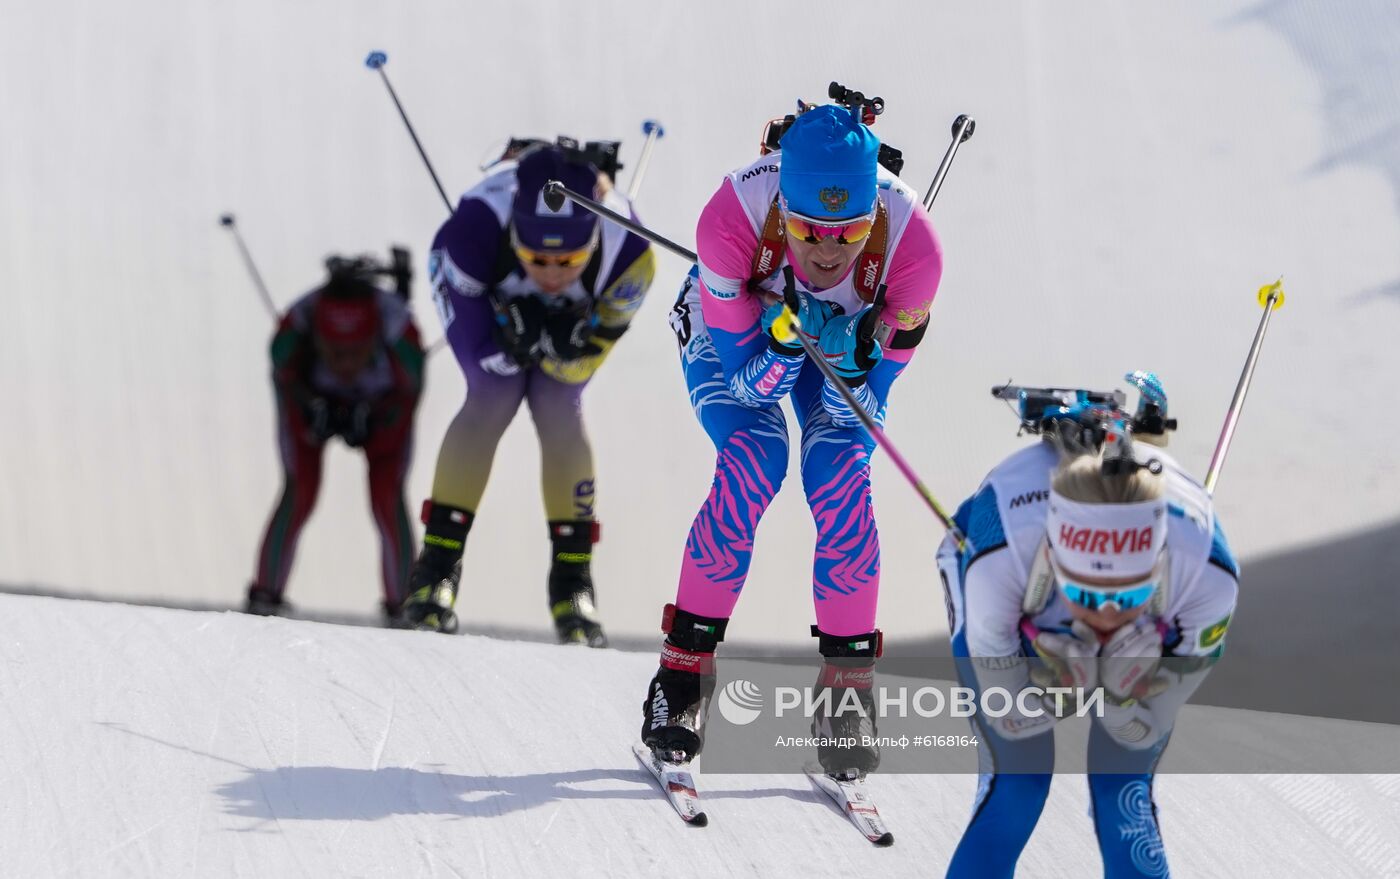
[2,3,1399,869]
[1,594,1396,878]
[2,1,1399,644]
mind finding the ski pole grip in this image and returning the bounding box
[365,51,387,69]
[642,119,665,138]
[1257,279,1285,310]
[771,310,799,344]
[770,265,802,344]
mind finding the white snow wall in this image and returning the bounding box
[2,0,1398,643]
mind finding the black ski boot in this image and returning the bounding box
[399,502,473,634]
[640,604,728,763]
[547,520,608,647]
[811,627,883,779]
[381,600,409,629]
[244,583,286,616]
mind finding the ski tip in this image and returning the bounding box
[873,831,894,847]
[689,812,709,828]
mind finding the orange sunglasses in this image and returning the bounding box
[511,227,597,268]
[779,195,877,246]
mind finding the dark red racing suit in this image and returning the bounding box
[252,287,425,612]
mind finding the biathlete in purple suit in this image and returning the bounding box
[401,144,654,645]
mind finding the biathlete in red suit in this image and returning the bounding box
[246,260,426,621]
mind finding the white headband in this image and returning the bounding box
[1045,490,1166,581]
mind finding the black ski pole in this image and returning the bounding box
[924,116,976,210]
[543,181,696,262]
[219,213,280,321]
[363,50,457,355]
[859,114,976,345]
[365,51,453,214]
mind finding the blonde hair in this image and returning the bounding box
[1047,428,1165,505]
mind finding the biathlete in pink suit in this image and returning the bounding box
[640,104,944,774]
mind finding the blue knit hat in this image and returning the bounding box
[512,147,600,250]
[778,104,880,220]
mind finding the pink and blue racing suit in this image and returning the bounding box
[665,152,943,637]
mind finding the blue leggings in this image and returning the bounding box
[948,640,1171,878]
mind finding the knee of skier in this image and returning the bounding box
[454,391,522,441]
[277,460,323,516]
[717,428,789,508]
[526,394,587,449]
[800,444,873,521]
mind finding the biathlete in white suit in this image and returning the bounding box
[937,381,1240,879]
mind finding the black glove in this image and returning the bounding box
[491,294,547,367]
[303,396,336,443]
[336,401,373,448]
[539,305,602,362]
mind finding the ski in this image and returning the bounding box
[632,742,708,827]
[804,765,894,846]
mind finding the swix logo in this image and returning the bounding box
[1057,525,1155,554]
[649,685,669,730]
[740,164,779,182]
[855,253,883,299]
[861,259,879,289]
[755,241,779,276]
[1010,490,1050,509]
[755,362,787,395]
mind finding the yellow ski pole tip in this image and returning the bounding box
[1257,279,1285,310]
[772,308,798,343]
